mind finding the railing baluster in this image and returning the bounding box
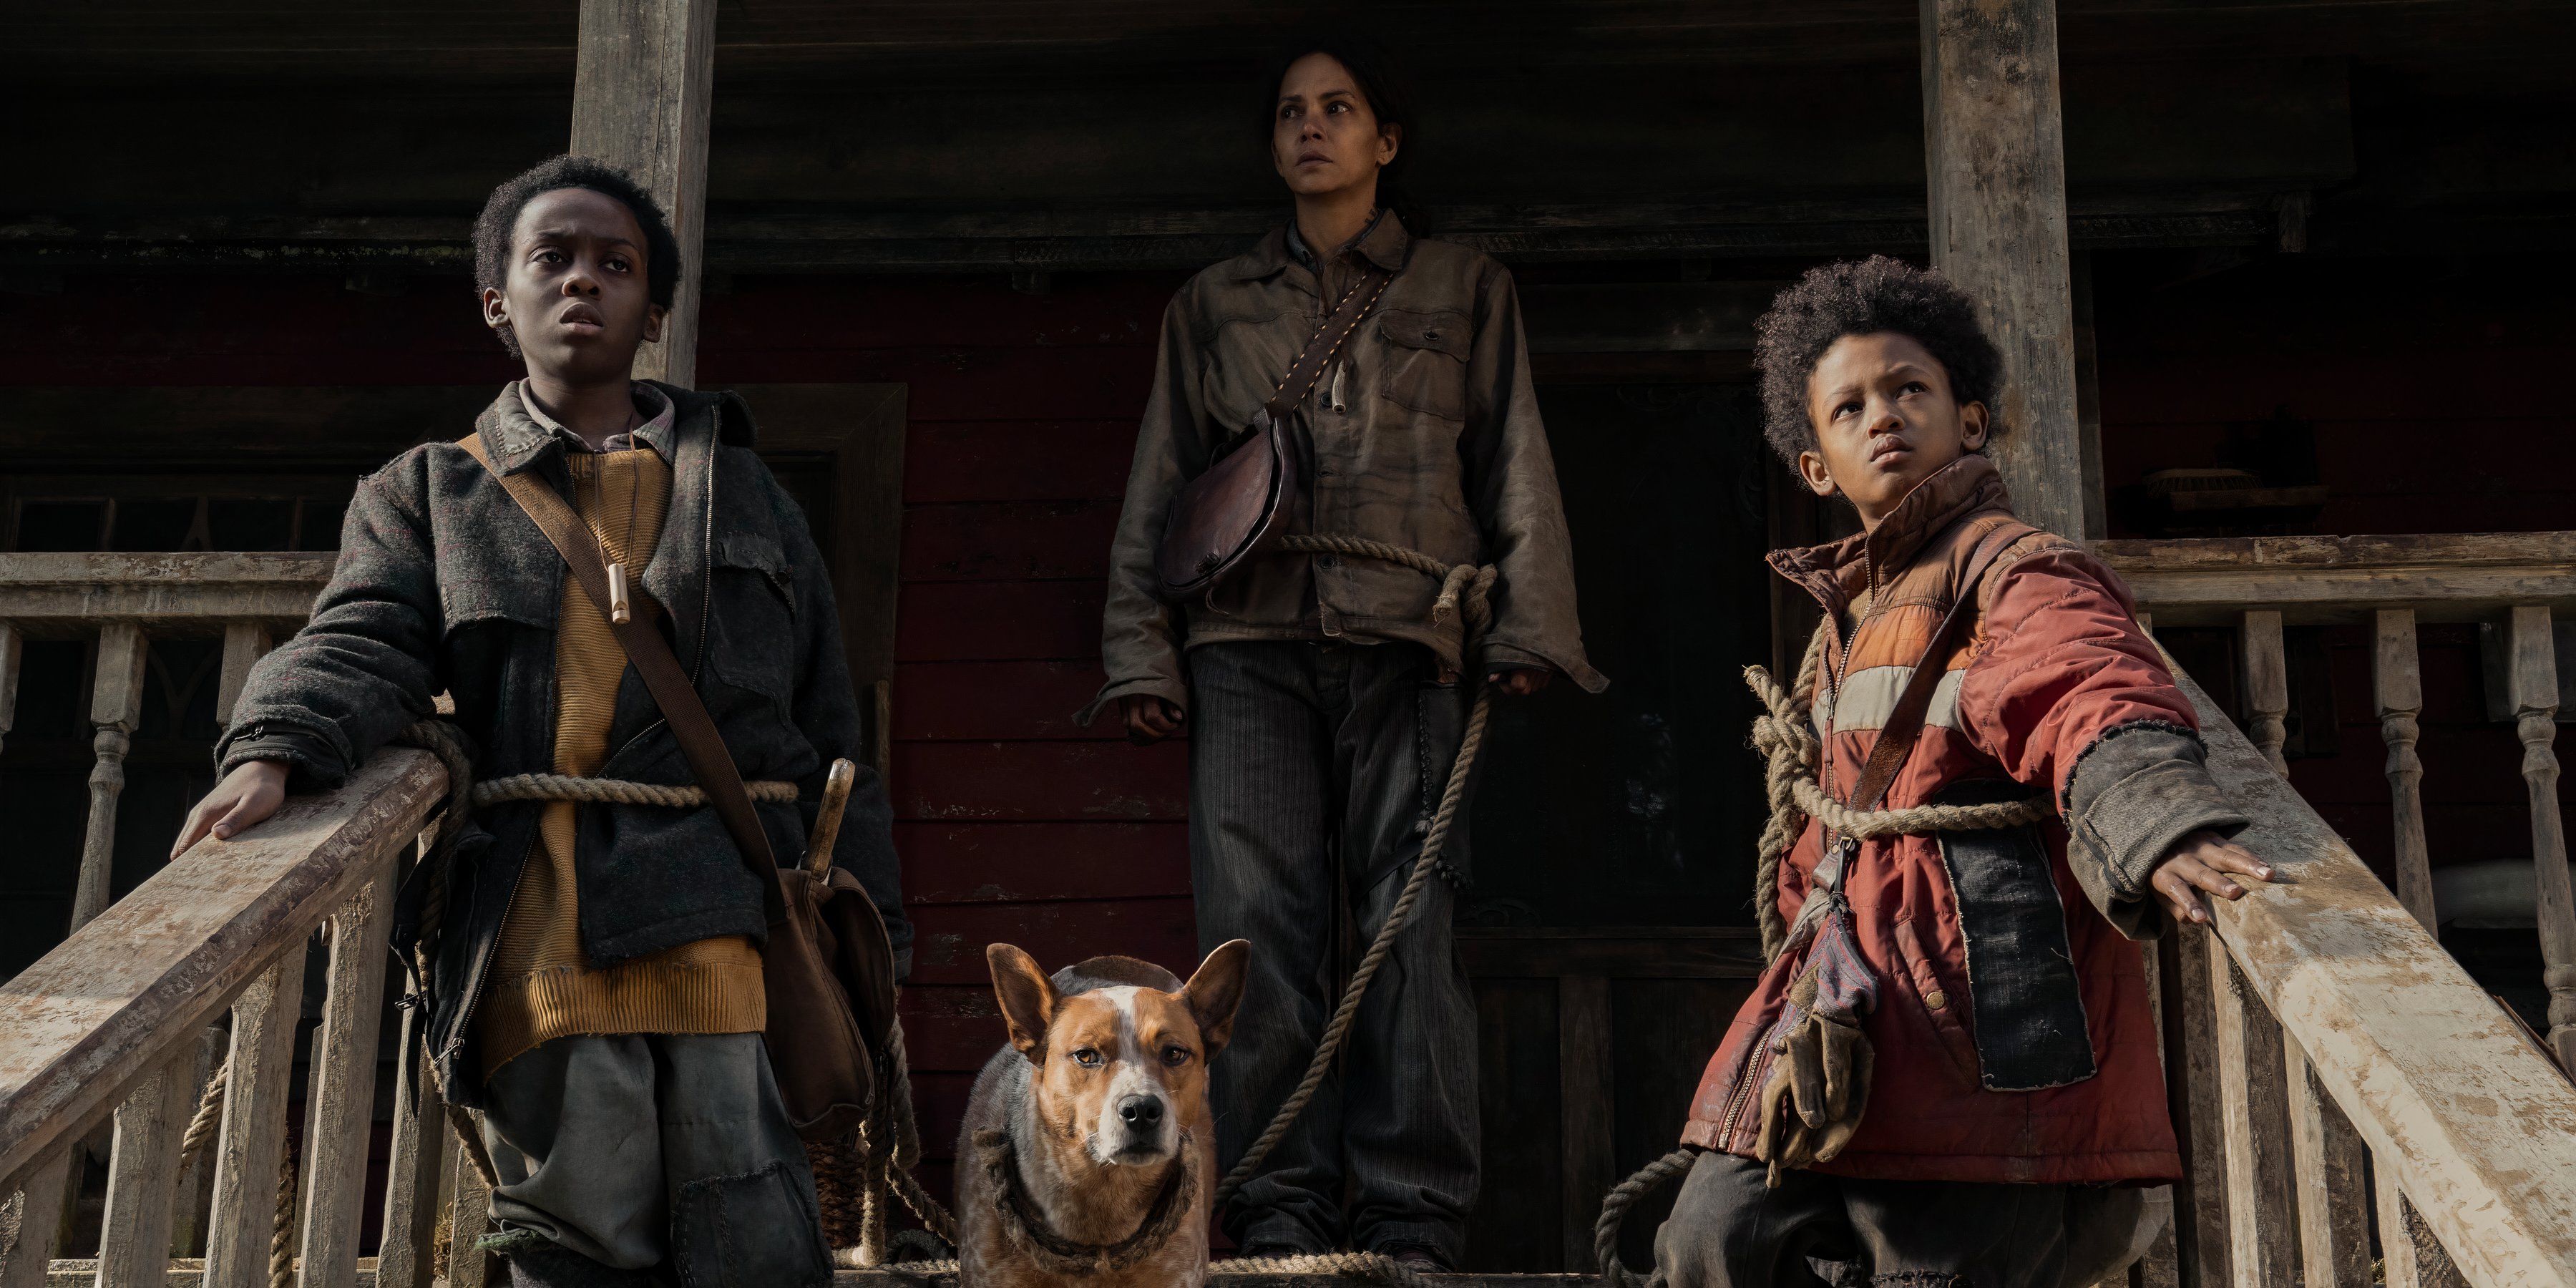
[2283,1043,2368,1287]
[0,619,21,758]
[445,1135,498,1288]
[166,1023,228,1259]
[2375,610,2435,924]
[94,1048,195,1288]
[69,622,148,932]
[376,996,450,1288]
[2161,927,2233,1284]
[0,1146,72,1288]
[203,955,307,1288]
[2366,607,2464,1287]
[294,872,394,1288]
[214,623,272,726]
[2507,605,2576,1068]
[2205,937,2298,1287]
[2239,610,2290,776]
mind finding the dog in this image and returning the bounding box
[955,941,1250,1287]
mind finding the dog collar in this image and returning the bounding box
[972,1127,1199,1275]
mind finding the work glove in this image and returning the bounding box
[1752,897,1877,1188]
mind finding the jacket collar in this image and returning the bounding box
[1227,208,1412,282]
[1766,454,2013,611]
[476,379,745,477]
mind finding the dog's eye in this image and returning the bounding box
[1161,1046,1191,1066]
[1071,1048,1101,1068]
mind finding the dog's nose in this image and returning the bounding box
[1117,1095,1164,1127]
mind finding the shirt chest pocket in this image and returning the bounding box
[709,530,797,702]
[1374,308,1471,422]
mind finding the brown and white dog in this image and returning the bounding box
[955,942,1250,1288]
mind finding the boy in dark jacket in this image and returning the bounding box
[173,156,904,1288]
[1652,258,2270,1288]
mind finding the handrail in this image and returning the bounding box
[2175,659,2576,1285]
[0,748,444,1288]
[0,552,332,631]
[2097,531,2576,625]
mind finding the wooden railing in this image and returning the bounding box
[0,747,444,1288]
[2099,532,2576,1288]
[5,542,2575,1287]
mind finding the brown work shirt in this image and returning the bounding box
[1084,213,1604,722]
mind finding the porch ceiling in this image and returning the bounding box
[8,0,2567,84]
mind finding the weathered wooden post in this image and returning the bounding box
[1919,0,2084,537]
[569,0,718,387]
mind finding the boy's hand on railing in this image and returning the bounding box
[2150,829,2274,926]
[172,760,291,859]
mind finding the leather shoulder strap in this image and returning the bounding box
[1262,265,1395,421]
[1841,522,2026,815]
[457,433,781,885]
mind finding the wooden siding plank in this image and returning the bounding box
[896,582,1104,663]
[891,741,1187,823]
[902,900,1198,989]
[897,502,1120,583]
[892,660,1133,741]
[895,823,1190,904]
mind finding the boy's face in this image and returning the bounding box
[1796,331,1990,530]
[481,187,664,384]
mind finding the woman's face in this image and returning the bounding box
[1271,52,1400,201]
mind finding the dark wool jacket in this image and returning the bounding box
[215,383,909,1107]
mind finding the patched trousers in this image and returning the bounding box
[1654,1151,2072,1288]
[475,1032,831,1288]
[1186,640,1480,1264]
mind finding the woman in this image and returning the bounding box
[1084,40,1604,1268]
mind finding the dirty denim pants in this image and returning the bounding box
[1654,1151,2071,1288]
[1186,640,1479,1262]
[476,1033,831,1287]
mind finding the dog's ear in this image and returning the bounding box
[1179,939,1252,1060]
[987,943,1056,1063]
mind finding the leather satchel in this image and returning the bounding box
[459,434,896,1143]
[1155,264,1395,599]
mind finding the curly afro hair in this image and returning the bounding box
[472,155,680,358]
[1752,255,2004,469]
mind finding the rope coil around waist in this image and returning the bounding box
[469,773,799,809]
[1744,623,2051,962]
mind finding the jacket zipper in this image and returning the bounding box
[1717,555,1883,1141]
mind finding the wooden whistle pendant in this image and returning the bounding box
[607,561,633,624]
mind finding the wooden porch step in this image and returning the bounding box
[44,1259,1601,1287]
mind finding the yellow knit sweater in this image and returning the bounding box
[478,445,765,1076]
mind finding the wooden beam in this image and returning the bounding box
[1921,0,2084,537]
[0,197,2288,276]
[0,554,334,633]
[570,0,717,388]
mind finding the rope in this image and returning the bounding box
[270,1131,298,1288]
[1212,535,1497,1216]
[175,1053,229,1171]
[469,773,799,809]
[1209,1251,1433,1287]
[1742,623,2051,962]
[1589,1147,1699,1288]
